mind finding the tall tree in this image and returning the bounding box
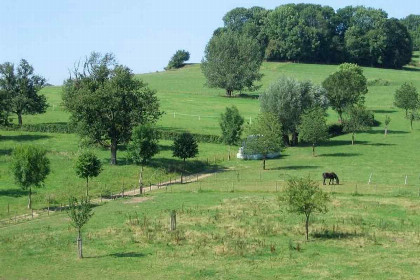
[401,14,420,51]
[245,113,284,170]
[322,63,368,122]
[201,30,263,97]
[165,50,190,70]
[394,82,419,116]
[299,107,329,156]
[260,76,328,145]
[127,124,160,195]
[282,176,330,241]
[220,106,244,146]
[343,106,374,145]
[67,196,94,259]
[11,145,50,209]
[0,60,47,126]
[63,52,162,165]
[75,151,102,197]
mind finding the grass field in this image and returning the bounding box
[0,55,419,279]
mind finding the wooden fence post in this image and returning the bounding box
[170,210,176,231]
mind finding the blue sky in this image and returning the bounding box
[0,0,418,85]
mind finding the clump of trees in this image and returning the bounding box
[11,145,50,209]
[201,30,263,97]
[260,76,328,146]
[62,52,162,165]
[282,177,330,241]
[75,151,102,197]
[165,50,190,70]
[0,59,48,126]
[216,4,413,68]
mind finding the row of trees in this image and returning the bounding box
[217,4,415,68]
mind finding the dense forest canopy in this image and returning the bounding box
[216,4,418,69]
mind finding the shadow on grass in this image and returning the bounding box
[269,165,318,171]
[313,230,364,239]
[85,252,149,259]
[0,189,27,197]
[364,130,408,135]
[363,142,396,146]
[320,152,360,157]
[402,66,420,72]
[0,134,52,142]
[372,109,397,114]
[0,149,12,156]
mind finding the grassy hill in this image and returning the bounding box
[0,56,419,279]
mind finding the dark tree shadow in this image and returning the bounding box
[363,142,396,146]
[158,144,172,152]
[372,109,397,114]
[322,140,368,147]
[269,165,319,171]
[364,130,408,135]
[320,152,360,157]
[402,66,420,72]
[109,252,147,258]
[312,230,364,239]
[0,134,52,142]
[0,189,27,197]
[0,149,12,156]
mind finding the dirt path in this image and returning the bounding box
[0,170,219,228]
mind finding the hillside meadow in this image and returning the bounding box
[0,56,419,279]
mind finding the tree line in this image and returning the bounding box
[214,4,416,69]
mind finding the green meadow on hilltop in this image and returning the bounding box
[0,55,419,279]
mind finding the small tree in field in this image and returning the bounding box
[11,145,50,209]
[127,124,160,195]
[282,177,329,241]
[245,113,284,170]
[172,132,198,165]
[394,82,419,117]
[384,115,391,136]
[166,50,190,70]
[75,151,102,197]
[299,107,329,156]
[343,106,374,145]
[220,106,244,158]
[67,196,93,259]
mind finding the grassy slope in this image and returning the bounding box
[1,55,420,279]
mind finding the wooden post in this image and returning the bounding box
[181,173,183,184]
[196,174,199,182]
[170,210,176,231]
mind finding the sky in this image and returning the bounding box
[0,0,419,85]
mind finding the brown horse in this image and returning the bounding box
[322,172,339,185]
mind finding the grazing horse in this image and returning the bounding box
[322,172,339,185]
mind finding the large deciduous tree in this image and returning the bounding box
[0,59,47,126]
[245,113,284,170]
[299,107,329,156]
[11,145,50,209]
[322,63,368,122]
[394,82,419,117]
[63,52,162,165]
[127,124,160,195]
[201,30,263,97]
[282,176,330,241]
[260,76,328,146]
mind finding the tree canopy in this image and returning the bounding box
[166,50,190,70]
[299,107,329,156]
[394,82,419,116]
[0,59,47,125]
[322,63,368,122]
[401,14,420,51]
[172,132,198,163]
[62,52,162,165]
[75,151,102,197]
[215,4,413,68]
[343,105,374,145]
[220,106,244,146]
[201,30,263,96]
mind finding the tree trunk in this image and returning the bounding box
[338,111,343,123]
[86,177,89,197]
[351,133,355,145]
[226,89,232,97]
[27,186,32,209]
[305,214,310,241]
[312,143,315,157]
[110,138,117,165]
[77,229,83,259]
[282,134,290,146]
[17,113,23,126]
[410,119,413,130]
[291,132,299,146]
[385,127,388,136]
[170,210,176,231]
[263,158,266,170]
[138,166,143,195]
